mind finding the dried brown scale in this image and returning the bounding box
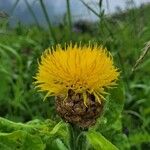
[55,90,103,128]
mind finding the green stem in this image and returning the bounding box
[68,124,86,150]
[25,0,41,29]
[66,0,72,37]
[39,0,56,44]
[10,0,20,14]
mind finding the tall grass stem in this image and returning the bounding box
[66,0,72,36]
[10,0,20,14]
[39,0,56,44]
[68,124,86,150]
[79,0,114,38]
[25,0,41,29]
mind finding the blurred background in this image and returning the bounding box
[1,0,150,26]
[0,0,150,149]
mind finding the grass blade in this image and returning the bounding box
[66,0,72,36]
[39,0,56,44]
[25,0,41,29]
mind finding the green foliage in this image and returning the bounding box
[97,81,125,132]
[0,117,68,150]
[86,131,118,150]
[129,131,150,146]
[0,1,150,149]
[0,131,45,150]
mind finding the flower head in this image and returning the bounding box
[35,43,119,104]
[34,43,119,128]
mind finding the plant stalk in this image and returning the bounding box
[39,0,56,44]
[10,0,20,14]
[66,0,72,37]
[68,123,86,150]
[25,0,41,29]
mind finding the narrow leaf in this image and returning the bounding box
[86,131,118,150]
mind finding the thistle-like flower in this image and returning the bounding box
[34,43,119,128]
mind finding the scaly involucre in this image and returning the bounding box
[35,43,119,105]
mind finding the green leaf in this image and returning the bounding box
[0,71,10,100]
[45,138,68,150]
[0,130,45,150]
[0,43,22,64]
[97,81,125,132]
[86,131,118,150]
[49,121,65,135]
[53,139,68,150]
[112,134,130,150]
[0,118,69,150]
[129,132,150,146]
[44,121,68,149]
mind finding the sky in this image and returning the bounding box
[0,0,150,25]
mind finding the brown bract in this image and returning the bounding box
[55,90,103,128]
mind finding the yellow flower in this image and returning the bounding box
[34,43,119,105]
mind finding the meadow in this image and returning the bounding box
[0,0,150,150]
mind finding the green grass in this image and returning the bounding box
[0,2,150,150]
